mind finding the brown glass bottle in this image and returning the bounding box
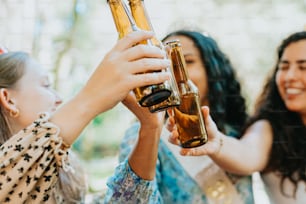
[128,0,181,113]
[107,0,171,107]
[167,40,208,148]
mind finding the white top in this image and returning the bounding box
[262,172,306,204]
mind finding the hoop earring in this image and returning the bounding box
[10,109,20,118]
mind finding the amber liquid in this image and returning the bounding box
[173,93,208,148]
[108,0,171,107]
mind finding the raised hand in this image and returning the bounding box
[81,30,171,114]
[51,30,170,146]
[167,106,224,157]
[122,92,165,131]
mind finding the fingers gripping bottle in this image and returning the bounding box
[128,0,181,113]
[107,0,172,107]
[167,40,208,148]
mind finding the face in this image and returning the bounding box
[165,35,208,105]
[9,58,62,131]
[276,40,306,123]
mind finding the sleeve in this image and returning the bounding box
[0,113,72,203]
[103,122,162,204]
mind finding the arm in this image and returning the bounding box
[168,106,273,175]
[210,120,273,174]
[50,31,170,146]
[104,93,164,203]
[122,93,164,180]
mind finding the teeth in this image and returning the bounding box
[286,88,302,94]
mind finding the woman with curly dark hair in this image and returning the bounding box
[170,31,306,204]
[113,29,254,204]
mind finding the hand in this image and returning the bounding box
[122,92,165,133]
[167,106,223,156]
[81,30,171,114]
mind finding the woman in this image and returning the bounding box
[115,29,254,203]
[169,31,306,204]
[0,30,171,203]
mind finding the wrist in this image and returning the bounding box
[214,133,224,156]
[139,124,162,139]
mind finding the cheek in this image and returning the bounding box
[21,89,55,113]
[275,72,284,93]
[189,71,208,93]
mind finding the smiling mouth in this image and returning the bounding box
[285,88,303,95]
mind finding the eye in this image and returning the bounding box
[184,57,196,65]
[299,63,306,70]
[278,64,289,71]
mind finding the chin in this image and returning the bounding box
[285,104,305,114]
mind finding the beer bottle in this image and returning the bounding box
[128,0,180,113]
[107,0,171,107]
[167,39,208,148]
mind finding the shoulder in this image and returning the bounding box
[246,119,273,136]
[242,119,273,154]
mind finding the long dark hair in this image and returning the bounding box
[245,31,306,197]
[163,30,248,137]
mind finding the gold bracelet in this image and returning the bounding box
[215,136,223,155]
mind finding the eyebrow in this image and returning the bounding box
[279,60,306,64]
[297,60,306,64]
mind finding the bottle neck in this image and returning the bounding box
[129,0,151,31]
[128,0,162,48]
[170,44,189,84]
[108,0,133,39]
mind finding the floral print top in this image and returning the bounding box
[0,113,70,203]
[104,159,162,203]
[108,122,255,204]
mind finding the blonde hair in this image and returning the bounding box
[0,52,26,144]
[0,51,87,202]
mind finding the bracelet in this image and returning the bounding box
[215,136,223,155]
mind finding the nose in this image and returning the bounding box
[285,65,299,81]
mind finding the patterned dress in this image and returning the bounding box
[105,122,255,204]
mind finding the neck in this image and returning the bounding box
[7,117,24,136]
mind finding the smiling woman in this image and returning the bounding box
[276,39,306,120]
[166,31,306,204]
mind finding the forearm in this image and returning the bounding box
[128,125,161,180]
[50,90,102,146]
[210,133,265,175]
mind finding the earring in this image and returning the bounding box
[9,109,20,118]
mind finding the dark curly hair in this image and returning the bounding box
[245,31,306,197]
[163,30,248,137]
